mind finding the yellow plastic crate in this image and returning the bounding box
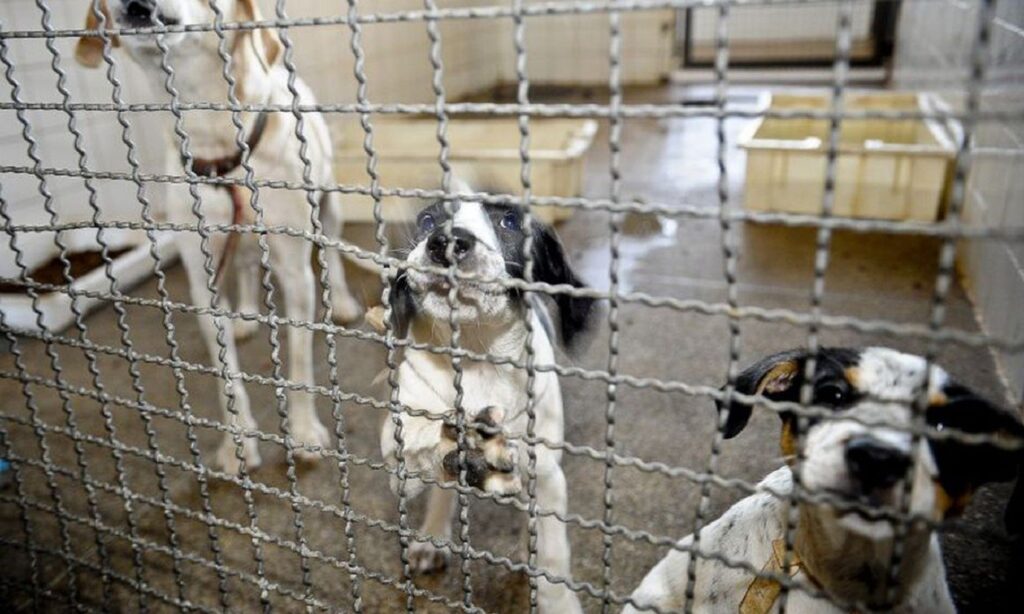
[739,91,956,222]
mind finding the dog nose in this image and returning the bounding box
[845,436,911,491]
[427,228,476,265]
[124,0,155,22]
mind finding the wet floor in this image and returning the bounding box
[1,85,1021,612]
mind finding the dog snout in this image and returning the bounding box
[427,228,477,266]
[844,436,911,492]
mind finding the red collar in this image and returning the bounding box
[185,110,269,179]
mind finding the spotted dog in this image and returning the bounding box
[380,191,595,613]
[626,347,1024,614]
[76,1,362,473]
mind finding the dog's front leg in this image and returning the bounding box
[179,237,261,473]
[271,235,331,460]
[232,243,261,342]
[535,446,583,614]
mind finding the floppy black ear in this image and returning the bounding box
[717,349,807,439]
[529,222,595,351]
[926,394,1024,509]
[387,272,417,340]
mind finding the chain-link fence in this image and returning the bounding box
[0,0,1022,612]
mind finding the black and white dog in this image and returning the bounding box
[379,191,595,613]
[626,347,1024,614]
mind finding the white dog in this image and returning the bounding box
[379,195,595,613]
[76,0,362,473]
[626,347,1024,614]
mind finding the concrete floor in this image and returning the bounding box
[1,85,1021,612]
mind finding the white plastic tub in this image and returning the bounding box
[739,92,956,221]
[334,118,598,224]
[0,229,177,333]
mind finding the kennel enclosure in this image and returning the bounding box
[0,1,1023,613]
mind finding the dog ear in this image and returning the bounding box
[387,273,417,340]
[76,0,119,68]
[926,393,1024,517]
[232,0,283,97]
[528,222,595,351]
[717,349,807,439]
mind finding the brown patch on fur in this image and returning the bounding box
[933,481,972,518]
[844,366,860,389]
[928,391,948,406]
[780,419,798,460]
[364,306,387,333]
[758,360,799,395]
[76,0,119,68]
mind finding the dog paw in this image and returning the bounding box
[439,407,521,496]
[232,317,260,342]
[215,436,261,475]
[331,293,363,325]
[291,421,331,462]
[408,540,450,574]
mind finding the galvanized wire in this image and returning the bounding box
[777,2,856,611]
[90,0,233,606]
[682,3,736,611]
[0,0,984,42]
[0,0,1020,613]
[510,1,543,610]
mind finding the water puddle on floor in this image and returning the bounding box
[575,211,679,293]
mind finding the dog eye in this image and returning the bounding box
[418,213,436,232]
[499,210,521,231]
[815,383,849,406]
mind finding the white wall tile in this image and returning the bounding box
[894,0,1024,404]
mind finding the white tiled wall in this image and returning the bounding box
[690,2,874,45]
[283,1,674,101]
[515,7,675,86]
[893,0,1024,404]
[0,0,674,277]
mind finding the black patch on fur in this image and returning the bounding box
[407,199,596,351]
[526,222,595,351]
[443,448,489,490]
[476,202,596,349]
[717,347,862,439]
[926,390,1024,505]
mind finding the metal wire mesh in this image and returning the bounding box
[0,0,1021,613]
